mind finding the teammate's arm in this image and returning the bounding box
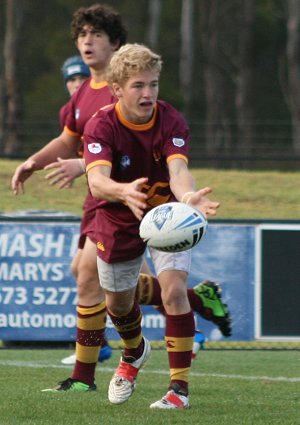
[44,157,85,189]
[11,131,81,194]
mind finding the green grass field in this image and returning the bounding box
[1,159,300,219]
[0,348,299,425]
[1,160,300,423]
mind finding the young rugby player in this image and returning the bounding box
[84,43,221,409]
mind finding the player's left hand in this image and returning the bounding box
[186,187,220,217]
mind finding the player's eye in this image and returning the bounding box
[95,31,104,37]
[132,83,143,89]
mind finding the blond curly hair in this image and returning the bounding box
[107,43,163,87]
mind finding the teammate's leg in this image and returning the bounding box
[44,237,107,392]
[136,270,231,337]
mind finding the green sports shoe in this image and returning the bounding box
[42,377,97,392]
[193,281,232,337]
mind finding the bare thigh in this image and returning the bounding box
[74,236,104,306]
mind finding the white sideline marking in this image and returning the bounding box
[0,360,299,382]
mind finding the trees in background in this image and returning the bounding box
[287,0,300,154]
[0,0,299,168]
[235,0,256,162]
[198,0,231,162]
[146,0,162,49]
[179,0,194,118]
[1,0,26,156]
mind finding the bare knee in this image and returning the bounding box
[162,285,186,308]
[108,304,130,317]
[71,259,78,279]
[77,271,102,299]
[159,271,189,314]
[106,291,134,317]
[71,251,81,279]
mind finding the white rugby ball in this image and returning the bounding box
[139,202,207,252]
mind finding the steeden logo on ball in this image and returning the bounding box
[139,202,207,253]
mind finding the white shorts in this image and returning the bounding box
[149,247,191,276]
[97,255,144,292]
[97,249,191,293]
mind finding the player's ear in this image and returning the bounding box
[112,83,123,98]
[112,40,121,51]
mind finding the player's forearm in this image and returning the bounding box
[88,172,125,202]
[29,137,79,170]
[168,158,195,202]
[170,171,195,203]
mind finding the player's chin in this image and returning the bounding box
[138,106,154,120]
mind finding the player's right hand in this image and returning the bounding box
[11,159,36,195]
[122,177,148,221]
[44,157,85,189]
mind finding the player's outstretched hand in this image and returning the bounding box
[11,159,36,195]
[122,177,148,221]
[44,157,85,189]
[187,187,220,217]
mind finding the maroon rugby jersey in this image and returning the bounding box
[84,100,190,263]
[63,77,116,246]
[59,102,70,130]
[64,77,115,136]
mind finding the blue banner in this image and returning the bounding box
[0,221,255,342]
[0,222,79,341]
